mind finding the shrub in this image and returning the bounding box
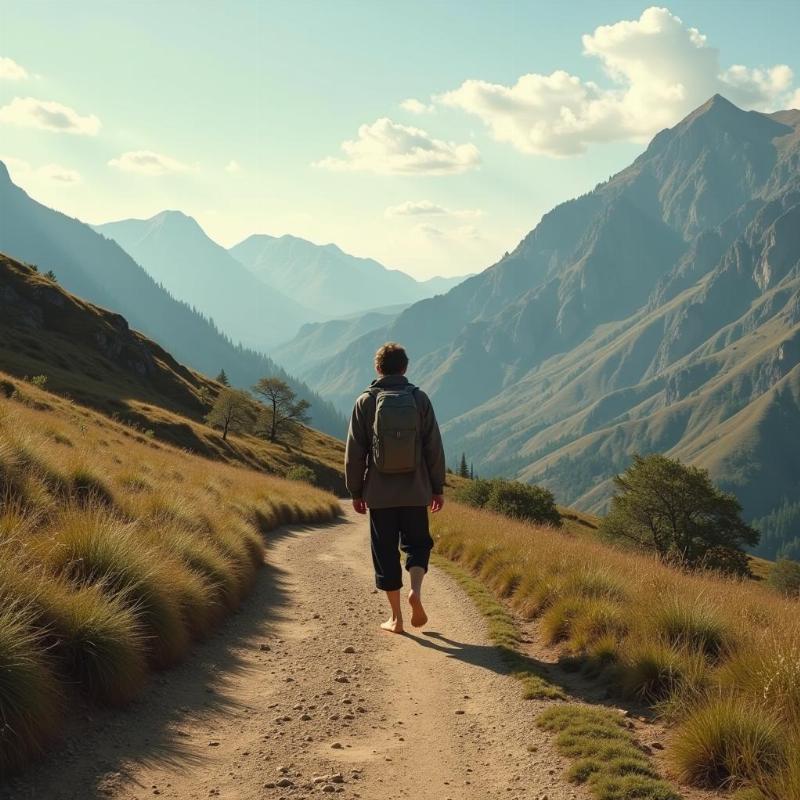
[0,601,61,772]
[29,375,48,389]
[767,558,800,597]
[285,464,317,484]
[670,697,786,789]
[455,477,561,525]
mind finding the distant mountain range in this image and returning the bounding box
[304,95,800,559]
[0,162,344,437]
[94,212,314,350]
[94,215,469,349]
[229,233,467,319]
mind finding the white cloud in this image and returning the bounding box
[789,89,800,110]
[314,117,480,175]
[385,199,482,218]
[438,6,798,157]
[400,97,434,114]
[0,56,28,80]
[2,155,81,185]
[0,96,100,135]
[224,159,241,173]
[108,150,195,176]
[415,222,482,242]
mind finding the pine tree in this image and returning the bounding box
[216,368,230,386]
[469,463,474,480]
[458,452,469,478]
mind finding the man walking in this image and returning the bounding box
[345,342,446,633]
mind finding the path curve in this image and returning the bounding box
[2,508,581,800]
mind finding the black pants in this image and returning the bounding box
[369,506,433,591]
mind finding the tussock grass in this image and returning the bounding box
[0,384,340,771]
[538,705,679,800]
[432,502,800,798]
[0,601,61,772]
[670,697,786,789]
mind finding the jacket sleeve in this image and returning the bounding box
[420,393,446,495]
[344,396,370,499]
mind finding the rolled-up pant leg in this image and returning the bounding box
[369,507,402,591]
[399,506,434,574]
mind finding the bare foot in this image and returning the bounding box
[380,617,404,634]
[408,590,428,628]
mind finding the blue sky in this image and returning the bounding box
[2,1,799,278]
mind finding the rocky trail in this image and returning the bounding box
[4,509,599,800]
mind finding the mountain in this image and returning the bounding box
[94,212,315,349]
[308,96,800,555]
[273,307,401,381]
[0,163,345,437]
[229,233,468,318]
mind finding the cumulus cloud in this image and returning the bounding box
[0,96,100,135]
[2,155,80,185]
[400,97,434,114]
[385,199,482,218]
[438,6,798,156]
[108,150,195,176]
[314,117,480,175]
[224,159,241,172]
[0,56,28,80]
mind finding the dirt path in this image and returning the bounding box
[3,509,583,800]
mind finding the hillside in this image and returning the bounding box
[0,353,339,773]
[0,254,345,491]
[94,213,315,349]
[230,233,467,318]
[0,164,344,438]
[307,95,800,556]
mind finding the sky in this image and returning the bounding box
[1,1,800,280]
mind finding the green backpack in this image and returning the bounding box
[367,385,419,474]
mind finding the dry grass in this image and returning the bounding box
[0,381,340,771]
[432,502,800,798]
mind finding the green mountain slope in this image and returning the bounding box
[307,96,800,555]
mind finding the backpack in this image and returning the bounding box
[367,384,419,474]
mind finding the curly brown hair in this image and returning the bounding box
[374,342,409,375]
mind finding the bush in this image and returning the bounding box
[455,477,561,525]
[767,558,800,597]
[618,640,707,704]
[286,464,317,484]
[670,697,786,789]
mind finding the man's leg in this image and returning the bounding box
[399,507,434,628]
[369,508,404,633]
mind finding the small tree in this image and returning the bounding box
[599,454,759,575]
[252,377,310,442]
[205,388,252,441]
[216,369,230,387]
[44,269,57,282]
[458,452,469,478]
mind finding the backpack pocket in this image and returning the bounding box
[376,428,417,474]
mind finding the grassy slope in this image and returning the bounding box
[431,501,799,799]
[0,254,345,491]
[0,379,340,772]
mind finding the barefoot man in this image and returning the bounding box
[345,342,446,633]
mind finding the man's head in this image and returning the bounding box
[374,342,408,376]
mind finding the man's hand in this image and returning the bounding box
[352,498,367,515]
[430,494,444,513]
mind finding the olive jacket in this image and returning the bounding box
[344,374,446,509]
